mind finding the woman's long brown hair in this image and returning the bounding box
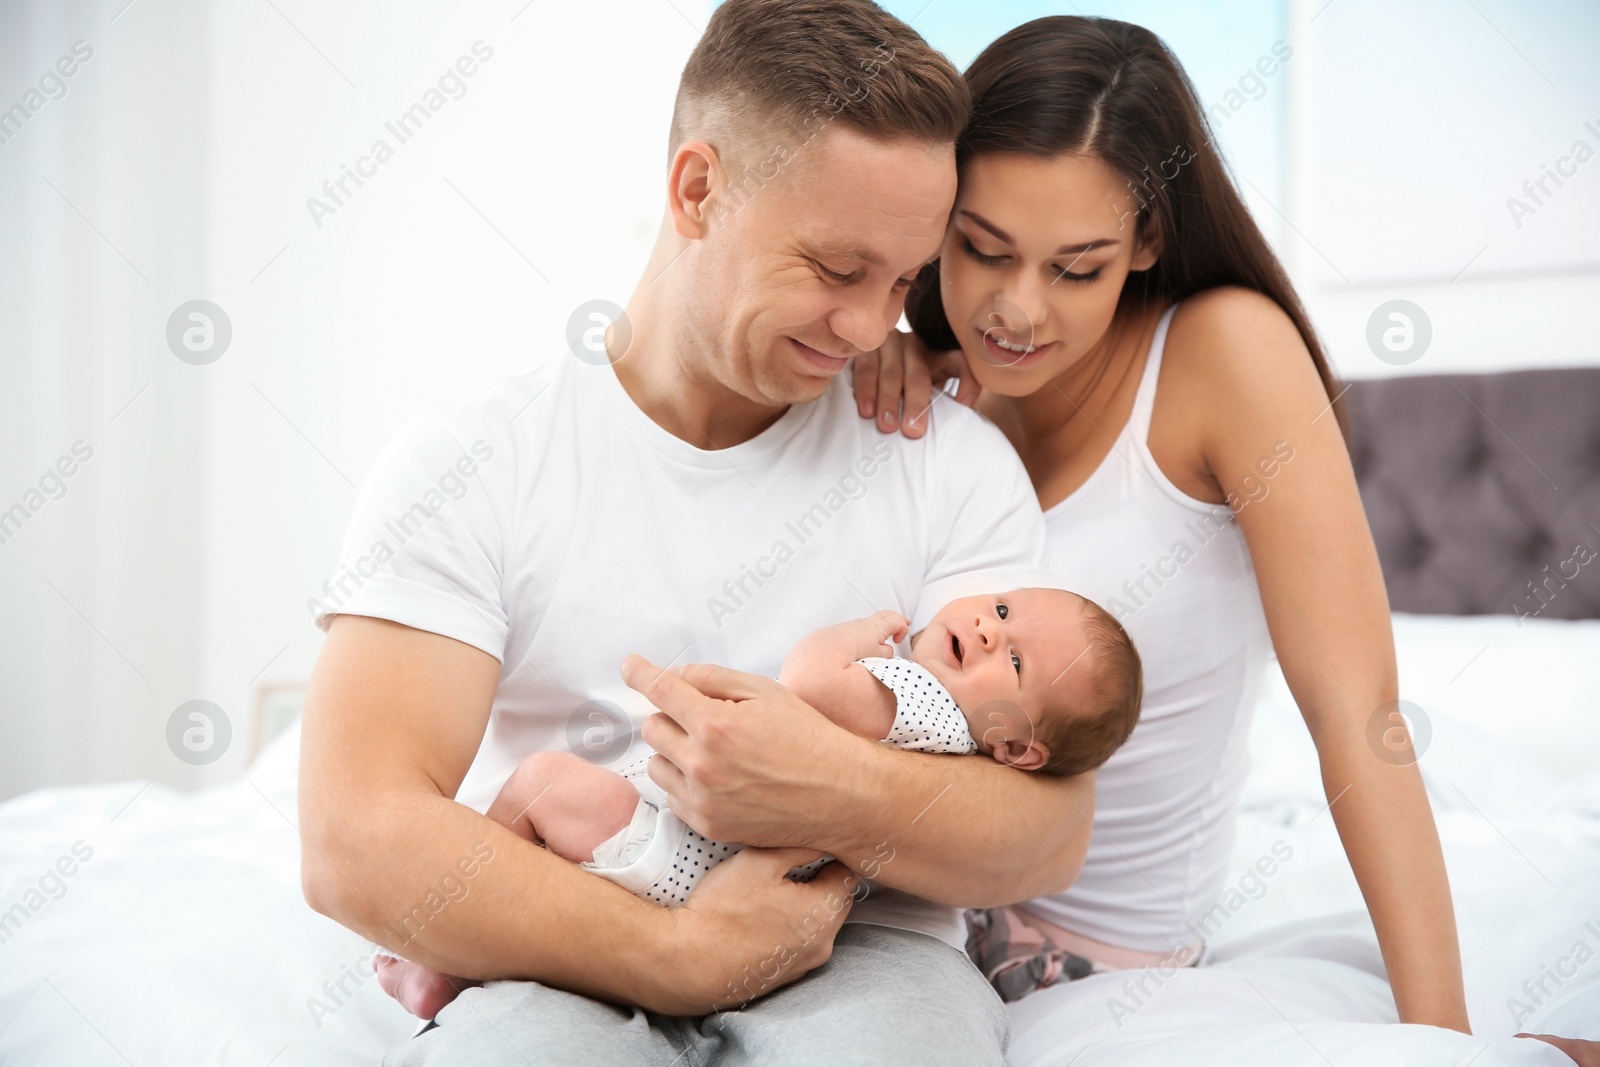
[907,16,1345,432]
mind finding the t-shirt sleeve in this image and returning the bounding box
[309,408,512,662]
[912,403,1051,636]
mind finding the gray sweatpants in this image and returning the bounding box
[384,924,1009,1066]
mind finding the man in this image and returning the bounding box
[298,1,1093,1062]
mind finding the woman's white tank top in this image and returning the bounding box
[1023,304,1273,955]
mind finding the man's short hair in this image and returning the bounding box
[668,0,969,179]
[1038,598,1143,778]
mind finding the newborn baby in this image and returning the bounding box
[378,587,1143,1018]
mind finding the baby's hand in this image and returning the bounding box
[831,610,910,659]
[779,611,910,696]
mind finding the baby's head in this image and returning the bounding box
[909,588,1142,777]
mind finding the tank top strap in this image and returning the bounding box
[1126,303,1180,442]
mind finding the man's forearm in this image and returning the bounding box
[813,737,1092,907]
[302,785,670,1005]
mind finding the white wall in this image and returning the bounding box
[1282,0,1600,380]
[0,0,704,800]
[193,0,702,788]
[0,0,212,800]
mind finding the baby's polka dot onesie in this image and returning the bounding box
[857,656,979,755]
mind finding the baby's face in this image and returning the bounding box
[909,588,1096,765]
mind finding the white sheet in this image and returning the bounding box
[1,613,1597,1065]
[0,726,415,1065]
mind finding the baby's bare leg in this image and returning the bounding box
[379,750,640,1020]
[485,749,641,862]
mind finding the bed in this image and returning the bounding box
[3,369,1598,1066]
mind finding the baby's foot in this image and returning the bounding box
[374,954,479,1020]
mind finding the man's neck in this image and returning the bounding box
[613,223,792,450]
[610,343,789,451]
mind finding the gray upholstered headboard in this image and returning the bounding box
[1344,368,1600,619]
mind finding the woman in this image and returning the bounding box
[855,16,1596,1064]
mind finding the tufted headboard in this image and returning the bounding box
[1344,368,1600,620]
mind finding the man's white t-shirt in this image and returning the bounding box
[312,353,1047,949]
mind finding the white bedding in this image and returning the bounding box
[2,613,1597,1065]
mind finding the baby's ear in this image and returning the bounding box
[992,738,1048,772]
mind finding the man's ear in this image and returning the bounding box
[1129,211,1162,272]
[667,140,720,241]
[992,737,1048,772]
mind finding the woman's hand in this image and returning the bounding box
[1519,1033,1600,1066]
[851,329,978,438]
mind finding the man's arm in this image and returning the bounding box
[298,614,860,1015]
[634,656,1092,907]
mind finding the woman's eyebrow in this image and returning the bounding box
[959,210,1014,244]
[959,210,1119,255]
[1055,238,1118,255]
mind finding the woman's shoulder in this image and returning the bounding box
[1168,287,1303,362]
[1161,286,1326,410]
[1147,287,1334,487]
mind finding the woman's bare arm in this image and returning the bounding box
[1182,288,1469,1032]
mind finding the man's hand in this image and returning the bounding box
[626,654,861,851]
[653,846,858,1014]
[624,650,1092,907]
